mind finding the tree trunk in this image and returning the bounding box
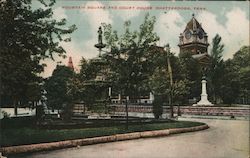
[125,96,128,130]
[168,90,174,118]
[177,104,181,116]
[83,103,86,114]
[167,50,174,118]
[14,99,18,116]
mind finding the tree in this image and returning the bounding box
[79,57,88,80]
[44,65,74,111]
[102,13,159,128]
[0,0,76,114]
[149,67,171,104]
[220,60,240,104]
[152,96,163,119]
[179,53,202,102]
[149,46,191,117]
[217,45,249,105]
[231,46,250,104]
[209,34,224,103]
[102,13,159,100]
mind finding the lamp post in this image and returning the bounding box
[125,95,129,130]
[165,44,174,118]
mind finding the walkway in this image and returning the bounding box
[14,118,249,158]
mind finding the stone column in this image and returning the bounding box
[193,77,213,106]
[118,94,121,104]
[149,92,154,104]
[108,87,112,97]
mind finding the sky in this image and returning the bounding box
[33,1,250,77]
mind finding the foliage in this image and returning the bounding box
[0,0,76,108]
[223,46,250,104]
[150,67,170,98]
[36,104,45,121]
[211,34,224,62]
[209,34,225,103]
[79,57,88,80]
[217,45,250,104]
[44,65,74,110]
[219,60,240,104]
[179,53,202,100]
[172,79,191,104]
[71,58,111,114]
[102,13,159,98]
[232,46,250,100]
[152,96,163,119]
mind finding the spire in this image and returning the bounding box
[68,56,74,71]
[192,14,197,31]
[185,14,202,32]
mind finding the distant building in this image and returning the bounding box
[67,56,74,71]
[178,14,210,66]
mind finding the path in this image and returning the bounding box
[14,118,249,158]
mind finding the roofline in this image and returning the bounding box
[178,42,209,47]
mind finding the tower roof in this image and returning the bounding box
[68,56,74,70]
[184,14,205,33]
[178,14,209,56]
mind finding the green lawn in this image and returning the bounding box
[1,121,205,147]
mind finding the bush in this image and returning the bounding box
[61,103,73,121]
[153,96,163,119]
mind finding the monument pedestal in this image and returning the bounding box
[193,78,213,106]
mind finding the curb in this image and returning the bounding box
[180,115,250,120]
[0,124,209,156]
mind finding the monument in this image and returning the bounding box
[94,26,106,57]
[178,14,213,106]
[193,76,213,106]
[92,26,109,81]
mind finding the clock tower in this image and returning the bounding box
[179,14,213,106]
[178,14,209,63]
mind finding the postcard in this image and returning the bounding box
[0,1,249,158]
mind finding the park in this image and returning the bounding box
[0,1,249,158]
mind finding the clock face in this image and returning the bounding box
[185,31,191,39]
[198,31,203,39]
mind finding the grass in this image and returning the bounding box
[0,121,205,147]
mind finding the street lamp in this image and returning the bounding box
[164,44,174,118]
[125,95,129,130]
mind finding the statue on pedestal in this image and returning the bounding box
[193,76,213,106]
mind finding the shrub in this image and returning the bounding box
[153,96,163,119]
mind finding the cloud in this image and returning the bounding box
[80,1,114,59]
[40,40,84,78]
[81,1,113,32]
[41,1,114,77]
[155,8,249,59]
[41,4,249,77]
[197,7,249,59]
[155,10,186,54]
[111,1,151,20]
[53,7,67,20]
[39,7,69,78]
[40,59,56,78]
